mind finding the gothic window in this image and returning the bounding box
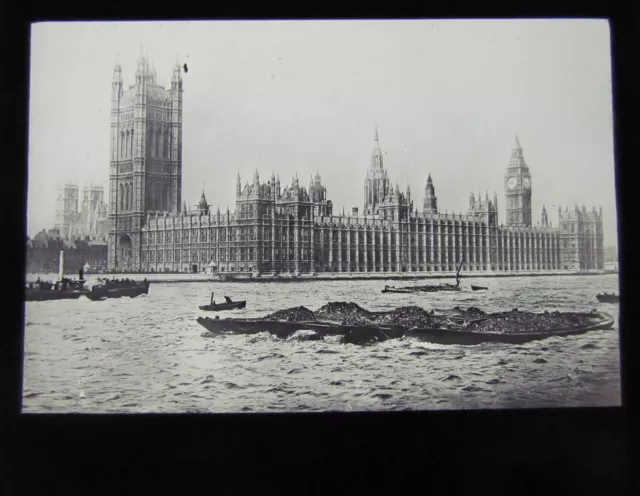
[149,127,155,158]
[166,231,172,243]
[120,132,125,158]
[163,130,169,158]
[128,182,133,211]
[162,184,169,211]
[154,182,161,210]
[130,129,134,156]
[119,184,124,211]
[155,130,161,158]
[146,183,152,210]
[175,230,181,243]
[125,131,130,158]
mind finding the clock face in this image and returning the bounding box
[507,177,517,189]
[523,177,531,189]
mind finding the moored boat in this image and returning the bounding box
[25,281,90,302]
[471,285,488,291]
[382,283,461,294]
[86,278,150,301]
[596,293,619,303]
[24,251,90,302]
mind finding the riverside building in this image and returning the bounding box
[108,56,604,274]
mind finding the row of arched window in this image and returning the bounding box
[119,182,134,212]
[119,128,171,159]
[146,182,170,211]
[119,130,135,158]
[117,181,172,213]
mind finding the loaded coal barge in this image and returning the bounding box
[196,302,615,346]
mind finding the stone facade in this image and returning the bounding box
[26,229,108,274]
[108,52,183,271]
[107,57,604,274]
[136,134,603,274]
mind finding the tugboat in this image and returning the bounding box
[86,277,150,301]
[199,292,247,311]
[24,251,89,302]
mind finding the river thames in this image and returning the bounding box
[22,274,621,413]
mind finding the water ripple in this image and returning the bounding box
[23,274,621,413]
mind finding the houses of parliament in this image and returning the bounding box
[108,55,604,274]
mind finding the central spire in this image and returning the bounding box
[371,125,383,171]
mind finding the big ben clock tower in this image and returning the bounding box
[504,134,532,226]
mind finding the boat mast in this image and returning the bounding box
[455,258,464,287]
[114,65,121,272]
[58,250,64,282]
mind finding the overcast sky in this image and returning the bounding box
[28,20,617,246]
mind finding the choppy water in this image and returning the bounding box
[23,274,621,413]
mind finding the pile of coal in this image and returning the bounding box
[375,306,437,328]
[263,306,316,321]
[466,311,599,335]
[314,302,376,325]
[463,307,488,318]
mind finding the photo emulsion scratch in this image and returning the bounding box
[23,20,620,413]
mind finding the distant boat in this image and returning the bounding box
[86,278,150,301]
[596,293,619,303]
[199,293,246,311]
[382,284,461,294]
[471,285,488,291]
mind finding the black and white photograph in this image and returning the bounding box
[23,19,620,414]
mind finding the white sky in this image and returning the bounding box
[28,19,617,246]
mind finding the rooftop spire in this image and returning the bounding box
[512,133,522,150]
[375,124,379,144]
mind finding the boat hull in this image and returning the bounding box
[197,311,615,346]
[25,289,90,302]
[382,285,461,294]
[596,294,619,303]
[199,301,247,311]
[86,282,150,301]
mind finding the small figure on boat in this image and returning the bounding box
[79,266,84,281]
[199,292,246,312]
